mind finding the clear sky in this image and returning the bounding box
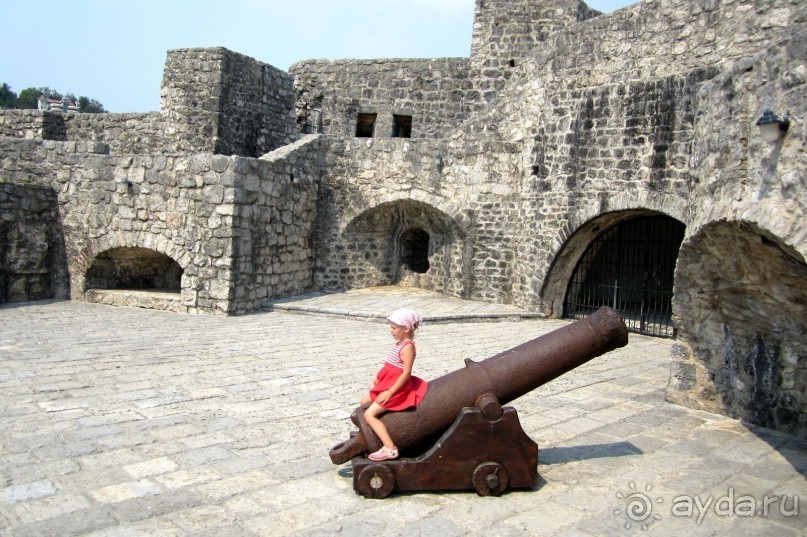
[1,0,635,114]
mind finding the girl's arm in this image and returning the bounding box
[375,343,414,404]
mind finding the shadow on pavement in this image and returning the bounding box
[539,441,644,465]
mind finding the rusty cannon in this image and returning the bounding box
[329,306,629,498]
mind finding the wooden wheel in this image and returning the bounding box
[356,464,395,499]
[472,462,509,496]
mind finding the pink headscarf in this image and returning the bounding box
[387,308,422,330]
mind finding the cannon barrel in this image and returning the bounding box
[329,306,628,464]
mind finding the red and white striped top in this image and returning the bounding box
[385,340,415,369]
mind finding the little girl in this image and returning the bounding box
[361,308,429,461]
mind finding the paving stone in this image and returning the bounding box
[11,507,119,537]
[110,489,209,524]
[9,492,91,524]
[3,480,57,503]
[123,457,180,479]
[91,479,163,503]
[503,500,589,534]
[1,296,805,536]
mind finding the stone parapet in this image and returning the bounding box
[290,57,477,139]
[161,47,298,157]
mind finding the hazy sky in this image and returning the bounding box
[1,0,636,113]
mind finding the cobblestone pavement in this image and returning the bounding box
[1,289,805,537]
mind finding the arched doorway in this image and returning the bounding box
[333,200,465,296]
[563,215,685,337]
[85,247,182,291]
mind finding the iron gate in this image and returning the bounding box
[563,216,685,338]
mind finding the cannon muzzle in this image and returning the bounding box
[330,306,628,464]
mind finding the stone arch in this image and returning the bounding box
[341,199,467,295]
[85,247,183,291]
[73,232,192,286]
[340,190,464,233]
[531,190,689,312]
[541,208,682,321]
[667,219,807,437]
[74,233,194,311]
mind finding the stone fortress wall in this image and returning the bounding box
[0,0,805,435]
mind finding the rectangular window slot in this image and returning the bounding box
[392,115,413,138]
[356,113,377,137]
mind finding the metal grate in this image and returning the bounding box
[563,216,685,338]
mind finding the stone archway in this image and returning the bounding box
[340,200,465,296]
[83,247,184,311]
[541,210,684,332]
[563,215,685,337]
[667,220,807,437]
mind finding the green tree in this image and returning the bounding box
[16,88,40,109]
[0,83,17,108]
[78,96,106,113]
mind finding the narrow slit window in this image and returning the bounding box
[356,113,377,137]
[392,115,413,138]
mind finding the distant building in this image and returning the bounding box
[37,95,79,113]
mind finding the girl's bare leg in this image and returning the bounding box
[364,402,395,448]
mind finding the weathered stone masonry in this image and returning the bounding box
[0,0,805,435]
[0,181,67,303]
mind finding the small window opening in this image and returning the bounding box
[356,113,377,137]
[401,228,430,273]
[508,59,516,68]
[392,115,413,138]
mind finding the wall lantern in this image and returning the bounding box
[755,109,790,143]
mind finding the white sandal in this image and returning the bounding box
[368,446,399,461]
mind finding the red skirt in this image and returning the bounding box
[370,362,428,411]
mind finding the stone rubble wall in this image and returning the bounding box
[230,135,320,314]
[448,0,805,311]
[0,110,68,141]
[290,0,806,313]
[665,32,807,437]
[0,110,166,153]
[470,0,601,72]
[289,58,482,139]
[62,112,167,154]
[0,137,317,315]
[161,48,298,157]
[0,181,68,304]
[313,136,523,303]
